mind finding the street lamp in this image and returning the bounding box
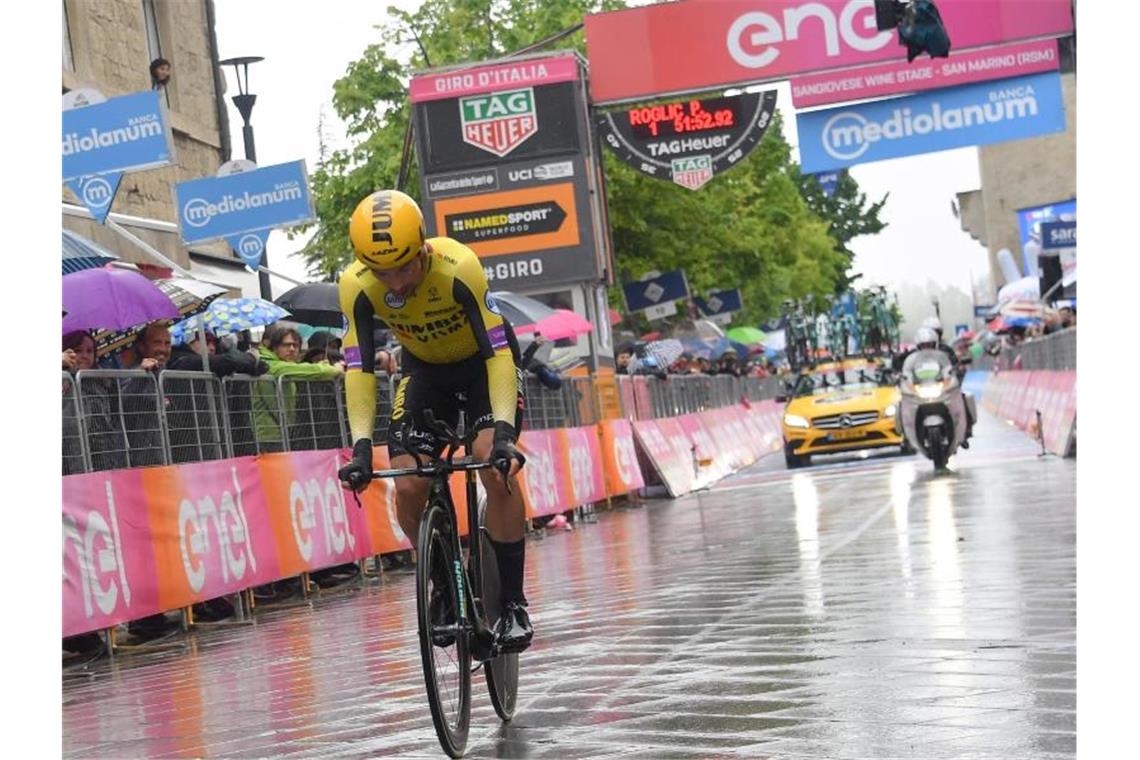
[219,55,271,300]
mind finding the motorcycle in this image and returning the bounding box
[897,350,969,471]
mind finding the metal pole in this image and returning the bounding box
[239,120,273,302]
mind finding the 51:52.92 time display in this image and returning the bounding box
[626,97,740,139]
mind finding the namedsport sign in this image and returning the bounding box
[796,71,1067,173]
[173,160,315,245]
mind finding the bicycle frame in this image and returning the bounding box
[367,418,502,663]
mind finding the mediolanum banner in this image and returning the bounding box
[584,0,1074,105]
[796,71,1067,174]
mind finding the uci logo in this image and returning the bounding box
[385,291,407,309]
[484,291,501,315]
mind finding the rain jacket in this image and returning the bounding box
[252,346,343,450]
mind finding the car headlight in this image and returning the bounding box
[784,413,810,429]
[884,404,897,417]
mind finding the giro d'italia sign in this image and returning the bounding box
[596,89,779,191]
[410,52,611,291]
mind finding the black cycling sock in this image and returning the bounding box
[490,537,526,605]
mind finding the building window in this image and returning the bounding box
[142,0,162,62]
[63,0,75,71]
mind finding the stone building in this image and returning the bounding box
[62,0,254,293]
[955,37,1077,299]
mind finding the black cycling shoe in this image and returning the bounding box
[494,601,533,654]
[429,565,457,648]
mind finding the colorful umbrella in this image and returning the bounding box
[91,276,228,354]
[170,297,291,344]
[62,267,179,335]
[516,309,593,341]
[725,326,767,345]
[62,229,119,275]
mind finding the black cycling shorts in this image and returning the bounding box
[388,352,525,460]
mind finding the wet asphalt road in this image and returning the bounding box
[63,412,1075,759]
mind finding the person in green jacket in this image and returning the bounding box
[252,323,345,452]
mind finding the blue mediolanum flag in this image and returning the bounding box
[227,229,272,271]
[174,160,315,245]
[66,173,123,224]
[797,72,1067,173]
[63,90,174,181]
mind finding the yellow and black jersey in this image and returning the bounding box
[338,237,517,443]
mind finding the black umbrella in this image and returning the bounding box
[275,282,387,329]
[274,283,344,328]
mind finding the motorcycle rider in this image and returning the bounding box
[900,325,975,447]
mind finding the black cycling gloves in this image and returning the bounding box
[338,438,374,492]
[490,422,526,474]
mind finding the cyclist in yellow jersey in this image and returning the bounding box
[336,189,532,652]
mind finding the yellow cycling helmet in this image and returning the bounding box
[348,190,426,270]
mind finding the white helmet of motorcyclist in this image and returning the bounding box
[921,316,943,337]
[915,327,939,349]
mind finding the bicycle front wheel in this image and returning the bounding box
[416,500,471,757]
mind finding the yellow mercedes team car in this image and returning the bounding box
[779,358,906,469]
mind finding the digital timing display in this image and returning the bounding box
[626,97,741,139]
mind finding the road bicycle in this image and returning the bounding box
[368,408,519,758]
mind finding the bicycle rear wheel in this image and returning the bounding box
[416,500,471,757]
[478,504,519,721]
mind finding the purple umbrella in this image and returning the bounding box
[62,268,179,335]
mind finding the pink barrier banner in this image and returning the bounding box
[409,52,579,103]
[791,38,1060,108]
[598,418,644,496]
[679,413,729,486]
[62,450,413,637]
[585,0,1074,104]
[632,418,694,497]
[518,428,573,518]
[558,426,608,507]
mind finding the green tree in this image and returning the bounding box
[791,167,889,291]
[607,111,846,327]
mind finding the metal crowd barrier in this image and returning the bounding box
[971,327,1075,372]
[62,367,785,475]
[160,370,227,464]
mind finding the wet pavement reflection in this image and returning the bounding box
[63,411,1075,758]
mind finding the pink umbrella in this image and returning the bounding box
[514,309,594,341]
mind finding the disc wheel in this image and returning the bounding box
[416,501,471,758]
[478,503,519,721]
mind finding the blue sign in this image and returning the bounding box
[62,90,173,181]
[65,172,123,224]
[694,289,742,317]
[1016,198,1075,273]
[814,171,840,197]
[1040,220,1076,250]
[974,304,996,318]
[797,72,1067,173]
[621,270,689,312]
[174,161,315,245]
[227,229,272,271]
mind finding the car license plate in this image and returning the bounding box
[829,429,864,441]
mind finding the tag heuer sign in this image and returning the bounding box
[460,88,538,157]
[597,90,778,191]
[671,155,713,191]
